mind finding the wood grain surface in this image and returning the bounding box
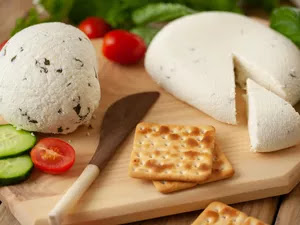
[0,0,32,42]
[275,183,300,225]
[0,198,279,225]
[0,1,299,225]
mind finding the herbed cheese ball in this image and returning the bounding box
[0,22,101,134]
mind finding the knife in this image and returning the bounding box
[48,91,160,225]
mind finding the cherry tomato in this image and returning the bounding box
[102,30,147,64]
[30,138,75,174]
[78,17,111,39]
[0,40,8,51]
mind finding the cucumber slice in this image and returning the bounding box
[0,154,33,186]
[0,124,36,159]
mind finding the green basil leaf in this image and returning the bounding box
[131,26,160,45]
[185,0,241,12]
[40,0,75,21]
[270,7,300,47]
[240,0,279,12]
[132,3,197,26]
[11,8,41,36]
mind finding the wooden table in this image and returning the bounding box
[0,0,300,224]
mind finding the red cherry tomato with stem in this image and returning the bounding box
[102,30,147,64]
[30,138,75,174]
[78,17,111,39]
[0,40,8,51]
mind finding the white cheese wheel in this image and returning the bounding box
[145,12,300,124]
[0,22,101,134]
[247,79,300,152]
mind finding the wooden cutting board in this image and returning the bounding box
[1,34,300,225]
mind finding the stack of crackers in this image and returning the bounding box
[191,202,268,225]
[129,122,234,193]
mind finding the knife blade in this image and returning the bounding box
[48,91,160,225]
[90,91,160,169]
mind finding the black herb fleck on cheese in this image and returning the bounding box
[11,55,17,62]
[88,124,93,129]
[94,67,98,78]
[40,67,48,73]
[88,83,91,87]
[44,58,50,65]
[57,127,63,133]
[3,47,7,56]
[189,48,195,51]
[67,82,71,87]
[79,107,91,121]
[74,58,84,67]
[56,69,63,73]
[73,103,81,116]
[20,47,24,52]
[19,109,38,123]
[73,96,90,121]
[23,77,27,81]
[36,59,48,73]
[79,37,82,41]
[58,108,62,114]
[166,76,170,79]
[289,72,297,78]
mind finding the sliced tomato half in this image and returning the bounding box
[30,138,75,174]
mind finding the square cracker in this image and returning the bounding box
[153,145,234,193]
[129,122,215,182]
[191,202,248,225]
[242,217,268,225]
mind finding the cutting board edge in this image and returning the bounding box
[10,171,298,225]
[21,181,293,225]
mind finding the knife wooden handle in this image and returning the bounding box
[48,164,100,225]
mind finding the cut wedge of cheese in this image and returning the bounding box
[145,12,300,124]
[247,79,300,152]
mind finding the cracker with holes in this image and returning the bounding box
[191,202,248,225]
[191,202,268,225]
[129,122,215,182]
[153,145,234,193]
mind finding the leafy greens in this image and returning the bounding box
[9,0,299,48]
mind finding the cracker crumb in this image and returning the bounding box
[86,132,90,136]
[68,140,72,143]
